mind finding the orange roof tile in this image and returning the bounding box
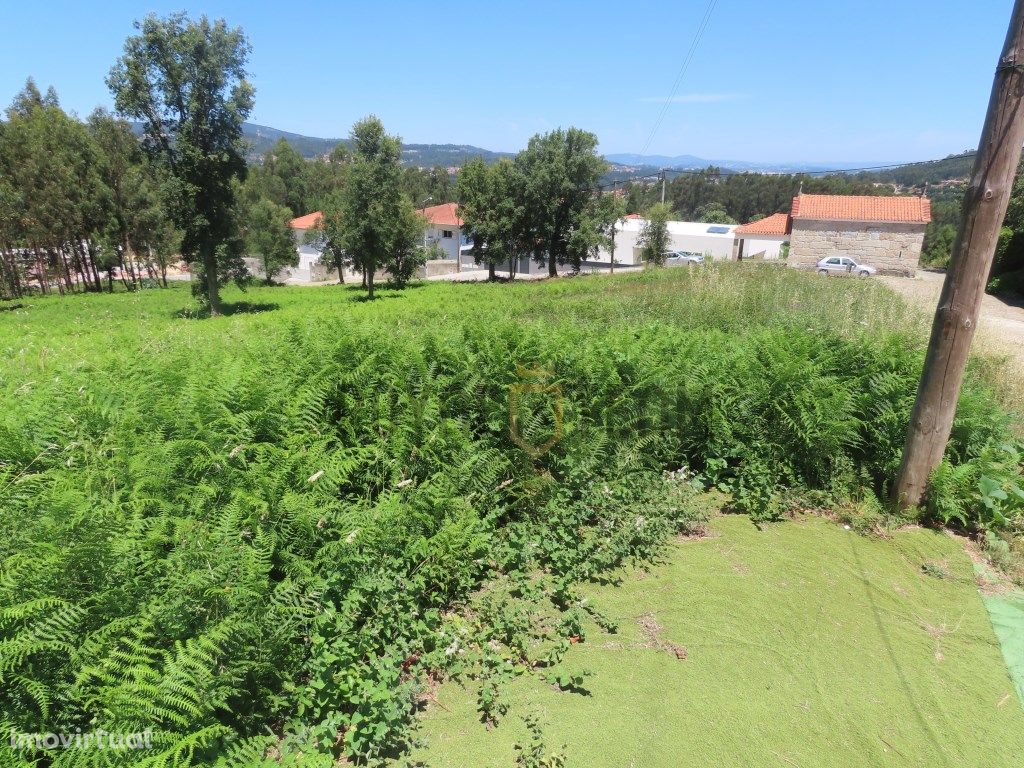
[735,212,791,236]
[790,194,931,223]
[421,202,462,227]
[289,211,323,230]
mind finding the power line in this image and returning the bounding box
[638,0,719,157]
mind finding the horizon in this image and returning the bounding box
[0,0,1013,164]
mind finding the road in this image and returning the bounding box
[879,270,1024,410]
[879,270,1024,361]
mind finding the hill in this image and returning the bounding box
[240,123,513,167]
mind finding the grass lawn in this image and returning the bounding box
[408,515,1024,767]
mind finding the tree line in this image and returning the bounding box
[0,81,179,298]
[0,12,620,310]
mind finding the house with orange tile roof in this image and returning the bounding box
[286,211,333,282]
[285,206,462,282]
[734,213,791,260]
[419,203,465,264]
[787,194,931,275]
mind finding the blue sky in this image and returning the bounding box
[0,0,1014,163]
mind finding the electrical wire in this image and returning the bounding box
[638,0,719,157]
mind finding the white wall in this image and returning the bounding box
[738,234,787,260]
[425,225,462,261]
[594,219,738,265]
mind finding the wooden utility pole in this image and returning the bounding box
[893,0,1024,509]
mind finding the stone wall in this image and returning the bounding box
[789,219,925,275]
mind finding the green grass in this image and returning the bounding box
[409,515,1024,768]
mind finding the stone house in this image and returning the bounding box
[788,194,931,275]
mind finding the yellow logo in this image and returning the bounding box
[508,364,564,458]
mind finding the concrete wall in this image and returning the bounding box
[738,234,788,260]
[789,219,924,275]
[420,259,459,278]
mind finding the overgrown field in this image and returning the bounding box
[0,266,1020,766]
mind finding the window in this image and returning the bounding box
[442,230,453,239]
[826,257,841,265]
[706,226,730,234]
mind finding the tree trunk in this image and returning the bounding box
[548,253,557,278]
[892,0,1024,509]
[85,241,103,292]
[337,260,345,284]
[488,262,495,281]
[202,238,221,315]
[367,267,375,300]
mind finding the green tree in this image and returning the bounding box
[515,128,608,277]
[637,203,672,266]
[334,116,421,299]
[245,198,298,283]
[694,201,738,225]
[253,138,310,216]
[0,80,109,294]
[108,12,254,314]
[457,157,526,280]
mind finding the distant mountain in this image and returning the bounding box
[131,121,513,168]
[242,123,339,158]
[243,123,515,166]
[132,121,974,182]
[604,152,900,175]
[604,153,713,170]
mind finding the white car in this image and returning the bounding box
[665,251,705,265]
[816,256,877,277]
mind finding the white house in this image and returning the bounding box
[287,211,328,281]
[593,215,738,266]
[734,213,790,260]
[421,203,464,261]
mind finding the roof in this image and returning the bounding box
[289,211,323,230]
[421,202,462,227]
[790,194,931,223]
[736,212,792,236]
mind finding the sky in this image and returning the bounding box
[0,0,1014,164]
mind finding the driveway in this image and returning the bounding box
[879,270,1024,365]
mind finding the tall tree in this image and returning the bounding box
[637,203,672,266]
[515,128,607,276]
[108,12,254,314]
[457,158,526,280]
[334,116,421,299]
[245,198,299,283]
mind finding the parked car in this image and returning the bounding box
[816,256,877,277]
[665,251,705,266]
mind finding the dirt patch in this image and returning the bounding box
[637,613,688,660]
